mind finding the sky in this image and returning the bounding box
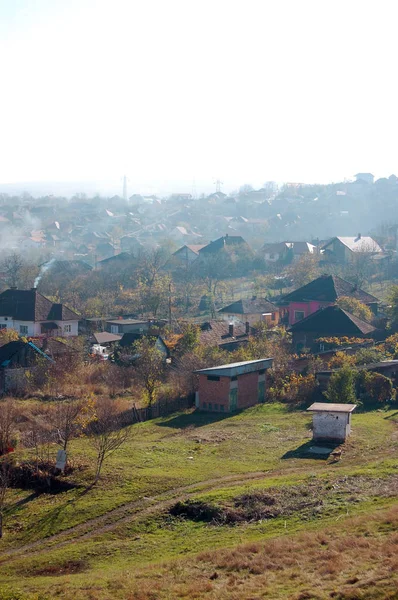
[1,0,398,195]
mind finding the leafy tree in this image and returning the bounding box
[328,351,356,369]
[387,285,398,331]
[336,296,373,322]
[358,371,395,406]
[324,365,357,404]
[287,253,320,288]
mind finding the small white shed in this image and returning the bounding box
[307,403,357,442]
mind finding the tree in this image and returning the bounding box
[324,365,357,404]
[0,253,24,288]
[0,400,17,456]
[287,253,320,288]
[89,398,129,484]
[133,338,165,414]
[344,241,379,289]
[358,371,395,406]
[336,296,373,322]
[49,399,92,454]
[0,457,12,538]
[387,286,398,331]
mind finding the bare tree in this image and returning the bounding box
[133,338,165,415]
[0,400,17,455]
[0,458,12,538]
[0,253,24,288]
[89,398,129,484]
[50,400,85,453]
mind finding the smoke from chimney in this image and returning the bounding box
[34,258,56,288]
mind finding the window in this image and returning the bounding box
[208,402,212,411]
[207,375,220,381]
[110,325,119,334]
[231,375,237,381]
[220,404,225,412]
[202,402,207,410]
[271,312,276,321]
[259,369,265,375]
[20,325,28,334]
[0,324,7,330]
[64,324,71,333]
[294,311,305,322]
[214,403,219,411]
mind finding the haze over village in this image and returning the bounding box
[0,1,397,600]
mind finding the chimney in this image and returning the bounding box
[245,321,250,335]
[358,233,361,239]
[229,323,234,337]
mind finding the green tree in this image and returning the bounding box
[324,365,357,404]
[133,338,165,413]
[387,285,398,331]
[336,296,373,322]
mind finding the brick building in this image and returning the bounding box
[194,358,273,413]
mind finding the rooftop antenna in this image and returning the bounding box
[214,179,223,193]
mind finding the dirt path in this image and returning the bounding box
[0,470,274,564]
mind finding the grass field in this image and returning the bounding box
[0,403,397,599]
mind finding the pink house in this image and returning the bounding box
[281,274,378,326]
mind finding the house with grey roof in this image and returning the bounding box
[218,298,280,327]
[321,235,382,263]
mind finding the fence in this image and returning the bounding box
[120,394,195,426]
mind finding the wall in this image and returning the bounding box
[288,301,332,325]
[197,375,231,411]
[312,411,350,441]
[237,371,260,409]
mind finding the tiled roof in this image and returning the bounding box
[218,299,278,315]
[288,305,376,336]
[281,275,378,304]
[0,289,79,322]
[199,320,250,347]
[323,236,382,253]
[199,235,248,254]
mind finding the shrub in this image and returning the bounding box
[324,366,357,404]
[358,371,396,406]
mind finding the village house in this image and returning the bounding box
[198,320,251,352]
[194,358,273,413]
[171,244,206,267]
[261,241,316,264]
[218,298,280,327]
[0,288,79,337]
[119,332,169,360]
[0,339,54,394]
[307,402,357,442]
[321,235,382,263]
[105,318,150,335]
[281,274,378,326]
[288,305,376,352]
[197,234,251,260]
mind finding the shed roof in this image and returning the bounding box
[307,403,357,413]
[194,358,273,378]
[93,332,122,344]
[218,298,278,316]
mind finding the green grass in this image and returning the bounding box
[0,403,397,599]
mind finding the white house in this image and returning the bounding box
[307,402,357,442]
[0,288,79,337]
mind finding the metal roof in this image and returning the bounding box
[307,403,357,413]
[194,358,273,378]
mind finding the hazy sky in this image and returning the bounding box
[1,0,398,194]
